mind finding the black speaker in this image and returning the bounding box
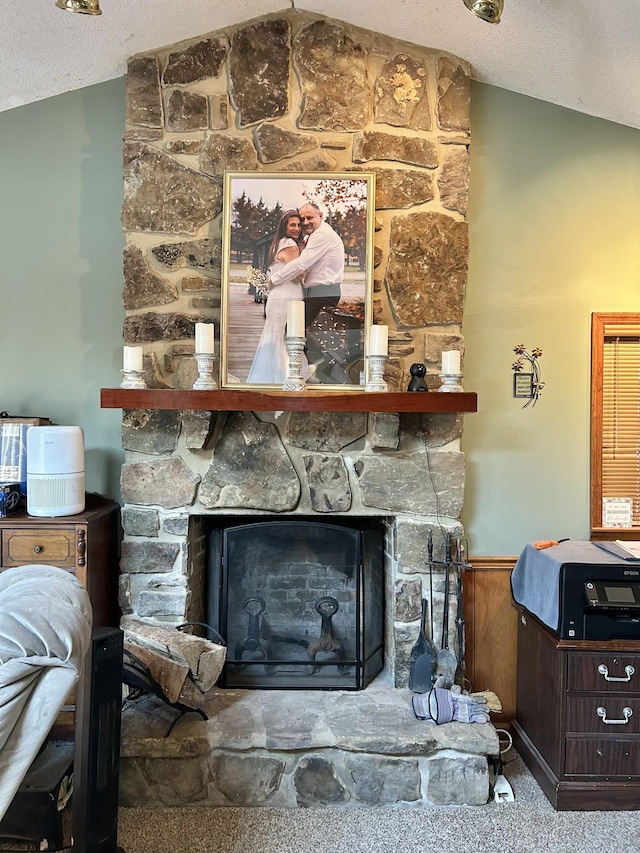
[73,626,124,853]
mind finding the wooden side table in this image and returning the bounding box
[0,493,121,627]
[512,606,640,810]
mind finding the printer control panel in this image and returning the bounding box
[584,580,640,610]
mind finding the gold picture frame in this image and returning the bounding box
[220,172,375,390]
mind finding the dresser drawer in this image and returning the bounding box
[567,695,640,734]
[567,653,639,694]
[1,528,76,569]
[565,737,640,776]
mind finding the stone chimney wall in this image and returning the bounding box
[119,11,471,689]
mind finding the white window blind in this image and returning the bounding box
[601,324,640,526]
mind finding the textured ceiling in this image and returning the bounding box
[4,1,640,129]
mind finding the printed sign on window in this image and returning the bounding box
[602,497,633,528]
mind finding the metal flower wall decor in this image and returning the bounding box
[512,343,545,407]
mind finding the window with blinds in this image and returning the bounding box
[591,313,640,531]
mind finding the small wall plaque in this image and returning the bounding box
[513,372,534,398]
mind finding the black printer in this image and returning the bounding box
[511,540,640,640]
[559,559,640,640]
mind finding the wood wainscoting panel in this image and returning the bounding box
[463,556,518,727]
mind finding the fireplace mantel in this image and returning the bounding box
[100,388,477,413]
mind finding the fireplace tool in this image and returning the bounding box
[454,537,469,684]
[307,596,346,674]
[409,532,438,692]
[437,533,458,685]
[409,597,437,693]
[423,533,470,687]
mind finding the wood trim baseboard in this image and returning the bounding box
[463,555,518,725]
[466,555,518,571]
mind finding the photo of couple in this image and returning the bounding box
[220,173,375,390]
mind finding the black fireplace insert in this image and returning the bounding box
[206,517,384,689]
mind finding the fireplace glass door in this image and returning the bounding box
[207,518,384,689]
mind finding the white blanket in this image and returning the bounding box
[0,564,92,820]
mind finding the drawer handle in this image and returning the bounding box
[596,706,633,725]
[33,545,43,554]
[598,663,635,682]
[77,530,86,567]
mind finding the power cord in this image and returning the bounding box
[487,728,517,803]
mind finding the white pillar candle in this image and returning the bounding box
[195,322,214,354]
[123,345,143,372]
[442,350,461,374]
[286,301,305,338]
[369,325,388,356]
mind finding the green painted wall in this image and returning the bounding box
[2,77,639,548]
[0,79,126,500]
[462,83,640,555]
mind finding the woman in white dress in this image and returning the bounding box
[247,211,305,384]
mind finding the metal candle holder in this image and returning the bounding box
[193,353,218,390]
[120,369,146,389]
[283,336,307,391]
[438,373,463,393]
[365,354,388,392]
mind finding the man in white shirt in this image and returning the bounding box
[268,202,345,332]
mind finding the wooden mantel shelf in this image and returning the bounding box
[100,388,477,414]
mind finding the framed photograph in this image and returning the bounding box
[513,373,534,399]
[220,172,375,390]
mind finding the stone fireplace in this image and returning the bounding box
[115,11,499,808]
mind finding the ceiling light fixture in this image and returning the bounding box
[463,0,503,24]
[55,0,102,14]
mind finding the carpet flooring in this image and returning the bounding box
[117,750,640,853]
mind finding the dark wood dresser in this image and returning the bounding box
[512,606,640,810]
[0,493,121,628]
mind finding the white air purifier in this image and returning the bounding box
[27,426,85,516]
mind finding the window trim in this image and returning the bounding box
[590,311,640,536]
